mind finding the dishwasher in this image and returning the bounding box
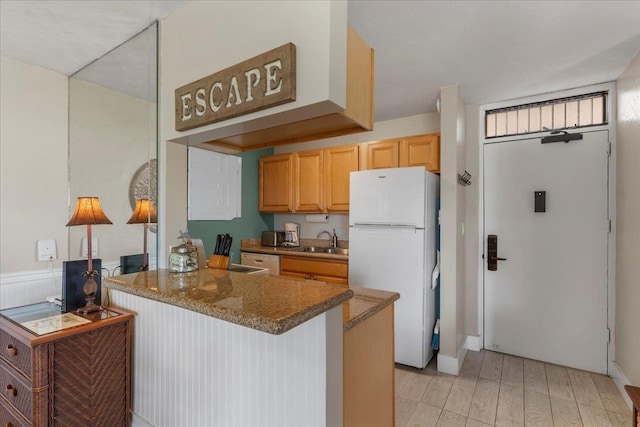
[240,252,280,275]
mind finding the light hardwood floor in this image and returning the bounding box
[395,350,631,427]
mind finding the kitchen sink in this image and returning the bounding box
[302,247,327,253]
[301,247,348,255]
[325,248,349,255]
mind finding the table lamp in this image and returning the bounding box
[127,198,157,271]
[66,197,112,313]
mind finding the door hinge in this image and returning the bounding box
[607,328,611,343]
[607,142,612,156]
[608,219,612,233]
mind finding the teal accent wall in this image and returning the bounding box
[187,147,274,264]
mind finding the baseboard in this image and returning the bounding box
[610,361,633,410]
[465,335,481,352]
[437,339,468,375]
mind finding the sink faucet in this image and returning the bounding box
[317,229,338,248]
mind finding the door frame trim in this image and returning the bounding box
[476,82,617,373]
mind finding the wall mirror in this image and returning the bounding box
[68,22,158,275]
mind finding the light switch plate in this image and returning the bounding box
[81,237,99,258]
[37,239,57,261]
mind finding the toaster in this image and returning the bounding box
[261,231,285,247]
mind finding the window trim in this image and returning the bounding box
[485,91,608,139]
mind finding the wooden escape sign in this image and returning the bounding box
[175,43,296,131]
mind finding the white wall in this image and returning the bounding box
[615,51,640,386]
[158,1,349,264]
[273,112,441,240]
[0,57,69,274]
[160,0,347,147]
[438,85,467,375]
[464,105,480,337]
[69,79,157,265]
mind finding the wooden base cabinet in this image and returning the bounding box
[280,256,348,286]
[344,304,395,426]
[0,307,132,426]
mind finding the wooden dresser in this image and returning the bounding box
[0,304,132,426]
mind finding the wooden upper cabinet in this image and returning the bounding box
[364,133,440,173]
[325,144,359,212]
[366,140,400,169]
[400,133,440,172]
[259,153,293,212]
[294,150,324,212]
[259,134,438,212]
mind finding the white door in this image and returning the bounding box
[484,130,609,374]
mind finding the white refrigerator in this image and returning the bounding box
[348,167,439,368]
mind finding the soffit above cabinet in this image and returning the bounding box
[171,26,374,153]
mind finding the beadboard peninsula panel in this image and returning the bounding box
[111,289,335,427]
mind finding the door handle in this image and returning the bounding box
[487,234,507,271]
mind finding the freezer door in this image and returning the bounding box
[349,225,433,368]
[350,167,425,228]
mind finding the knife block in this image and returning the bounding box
[207,254,230,270]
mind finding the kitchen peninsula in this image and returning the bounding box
[105,268,353,427]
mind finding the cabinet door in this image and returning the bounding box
[280,256,348,285]
[399,133,440,172]
[366,140,399,169]
[324,144,359,212]
[259,154,293,212]
[294,150,324,212]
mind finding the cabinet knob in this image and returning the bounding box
[5,344,17,356]
[7,422,14,427]
[6,384,17,397]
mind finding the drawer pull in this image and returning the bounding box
[6,384,17,397]
[6,344,17,356]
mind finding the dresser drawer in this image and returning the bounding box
[0,331,31,379]
[0,362,31,421]
[0,395,30,427]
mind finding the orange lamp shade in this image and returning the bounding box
[127,198,157,224]
[66,197,113,226]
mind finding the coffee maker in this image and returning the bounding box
[282,222,300,247]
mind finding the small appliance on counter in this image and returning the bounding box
[261,231,285,247]
[282,222,300,247]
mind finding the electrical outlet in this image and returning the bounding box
[81,237,99,258]
[37,239,57,261]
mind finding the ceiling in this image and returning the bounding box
[1,1,639,122]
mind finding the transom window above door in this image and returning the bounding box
[485,91,607,138]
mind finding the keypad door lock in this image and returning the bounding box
[487,234,507,271]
